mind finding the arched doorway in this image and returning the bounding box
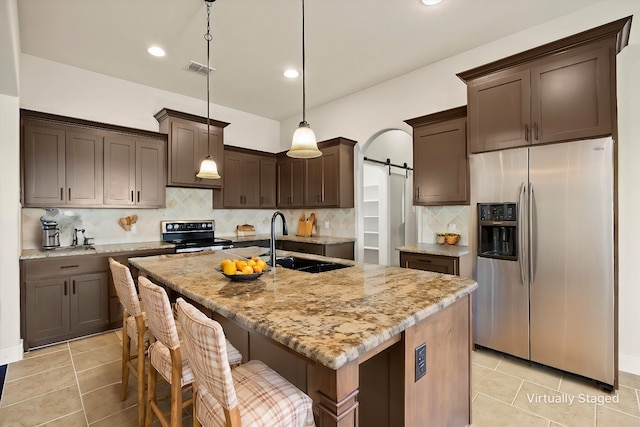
[359,129,416,266]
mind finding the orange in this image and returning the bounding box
[257,260,267,271]
[223,262,237,275]
[242,265,254,274]
[247,259,257,267]
[220,259,232,269]
[252,265,263,273]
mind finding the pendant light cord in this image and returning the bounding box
[301,0,306,124]
[205,1,213,152]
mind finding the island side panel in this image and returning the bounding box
[404,295,471,426]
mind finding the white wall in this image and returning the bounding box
[281,2,640,375]
[19,54,281,152]
[0,0,23,364]
[0,95,22,364]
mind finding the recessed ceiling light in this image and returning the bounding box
[284,69,300,79]
[421,0,443,5]
[148,46,166,57]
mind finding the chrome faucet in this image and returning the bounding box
[270,211,288,267]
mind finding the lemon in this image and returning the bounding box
[257,260,267,271]
[247,259,257,267]
[223,262,237,275]
[252,265,263,273]
[242,265,254,274]
[220,259,232,269]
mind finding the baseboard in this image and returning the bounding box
[0,340,24,366]
[619,352,640,376]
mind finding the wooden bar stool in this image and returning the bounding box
[138,277,243,427]
[176,298,316,427]
[108,258,148,427]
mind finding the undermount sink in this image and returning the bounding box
[275,256,352,274]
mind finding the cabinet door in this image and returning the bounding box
[25,278,70,343]
[136,139,166,207]
[223,152,245,208]
[313,145,341,207]
[242,155,261,207]
[70,272,109,332]
[531,46,611,144]
[104,135,136,205]
[23,123,66,205]
[277,157,305,208]
[413,117,469,205]
[169,119,199,186]
[260,158,277,208]
[468,69,530,153]
[305,156,324,207]
[65,130,104,205]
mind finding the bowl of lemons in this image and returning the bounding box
[218,257,270,281]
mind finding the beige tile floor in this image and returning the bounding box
[1,331,639,426]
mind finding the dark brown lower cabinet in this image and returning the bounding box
[277,240,355,260]
[399,252,459,275]
[21,247,174,350]
[24,268,108,350]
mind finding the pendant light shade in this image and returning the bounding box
[196,156,220,179]
[197,0,221,179]
[287,0,321,159]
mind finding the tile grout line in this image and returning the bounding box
[510,378,524,406]
[68,342,91,427]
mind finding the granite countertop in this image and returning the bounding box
[395,243,470,257]
[129,247,477,370]
[225,234,356,245]
[20,241,175,260]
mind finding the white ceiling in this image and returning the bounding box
[17,0,611,121]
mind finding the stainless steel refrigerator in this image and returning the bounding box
[470,137,615,387]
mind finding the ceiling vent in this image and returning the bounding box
[186,60,215,76]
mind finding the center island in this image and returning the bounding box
[129,247,477,427]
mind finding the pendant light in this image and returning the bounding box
[287,0,322,159]
[196,0,221,179]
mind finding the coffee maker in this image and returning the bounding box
[41,219,60,249]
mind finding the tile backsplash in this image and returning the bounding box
[418,205,470,246]
[21,187,356,249]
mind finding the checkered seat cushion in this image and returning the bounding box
[176,298,315,427]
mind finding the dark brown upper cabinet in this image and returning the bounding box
[405,106,469,206]
[277,154,305,208]
[23,120,104,207]
[216,146,276,209]
[457,16,632,154]
[103,135,166,208]
[276,137,355,209]
[303,137,356,208]
[155,108,228,189]
[21,109,167,209]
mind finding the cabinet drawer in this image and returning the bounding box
[280,241,324,256]
[400,252,459,276]
[23,255,108,281]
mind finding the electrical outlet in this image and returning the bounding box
[415,343,427,381]
[324,220,330,229]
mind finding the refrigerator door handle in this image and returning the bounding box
[518,182,528,286]
[529,182,535,285]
